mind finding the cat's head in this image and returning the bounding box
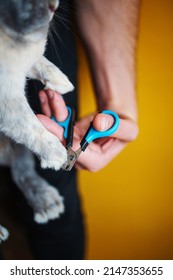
[0,0,59,39]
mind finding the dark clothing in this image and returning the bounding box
[13,170,85,260]
[26,0,85,260]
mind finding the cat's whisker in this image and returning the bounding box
[48,31,62,64]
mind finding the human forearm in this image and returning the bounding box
[74,0,140,121]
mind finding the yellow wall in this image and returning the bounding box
[78,0,173,259]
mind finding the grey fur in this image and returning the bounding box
[0,0,55,38]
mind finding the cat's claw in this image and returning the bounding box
[0,225,9,243]
[34,200,65,224]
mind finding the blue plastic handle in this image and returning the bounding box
[85,110,120,144]
[51,106,72,139]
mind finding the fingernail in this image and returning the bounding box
[48,90,54,99]
[100,116,111,131]
[39,94,45,104]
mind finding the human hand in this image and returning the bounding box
[37,90,138,172]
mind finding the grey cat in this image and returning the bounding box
[0,0,74,242]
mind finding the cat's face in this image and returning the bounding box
[0,0,59,37]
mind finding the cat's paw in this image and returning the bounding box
[30,56,74,94]
[39,132,67,171]
[0,225,9,243]
[33,186,65,224]
[44,65,74,94]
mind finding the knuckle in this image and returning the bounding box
[130,123,139,141]
[88,166,100,173]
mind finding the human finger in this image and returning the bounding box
[92,113,114,131]
[75,139,127,172]
[113,118,139,142]
[36,114,64,142]
[93,113,138,142]
[45,90,68,122]
[39,90,51,117]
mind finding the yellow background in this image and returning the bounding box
[77,0,173,259]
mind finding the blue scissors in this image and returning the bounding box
[52,106,120,171]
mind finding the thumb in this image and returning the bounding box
[93,113,114,131]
